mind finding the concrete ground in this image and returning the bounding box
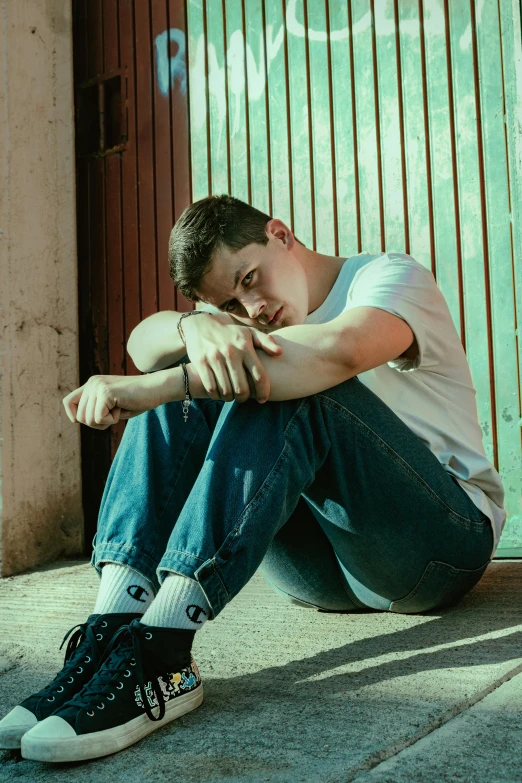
[1,559,522,782]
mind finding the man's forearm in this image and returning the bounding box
[247,321,357,400]
[154,320,357,403]
[127,311,190,372]
[127,309,233,373]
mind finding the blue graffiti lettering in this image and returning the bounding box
[155,28,186,97]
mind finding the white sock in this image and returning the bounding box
[93,562,155,615]
[141,573,211,630]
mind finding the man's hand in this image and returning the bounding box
[182,312,283,403]
[63,373,168,430]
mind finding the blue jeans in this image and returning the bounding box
[91,358,494,617]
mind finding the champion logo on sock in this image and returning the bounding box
[186,604,208,624]
[127,585,150,603]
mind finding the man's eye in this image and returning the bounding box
[226,271,254,311]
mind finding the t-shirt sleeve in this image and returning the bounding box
[347,253,441,372]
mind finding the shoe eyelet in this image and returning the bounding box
[84,656,91,663]
[67,676,74,683]
[101,621,108,627]
[76,667,83,674]
[96,633,103,641]
[97,703,105,710]
[116,682,124,689]
[107,693,115,700]
[57,686,64,693]
[145,632,152,640]
[124,669,131,677]
[87,710,95,717]
[47,697,55,702]
[130,660,136,666]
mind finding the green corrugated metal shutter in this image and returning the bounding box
[186,0,522,557]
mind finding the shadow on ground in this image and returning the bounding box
[1,559,522,782]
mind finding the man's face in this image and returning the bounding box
[195,221,308,331]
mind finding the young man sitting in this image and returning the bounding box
[0,195,505,762]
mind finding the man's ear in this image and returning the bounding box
[266,218,294,249]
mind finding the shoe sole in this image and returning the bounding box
[21,684,203,763]
[0,728,33,750]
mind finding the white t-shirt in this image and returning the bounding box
[305,252,506,557]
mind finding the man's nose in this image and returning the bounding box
[244,299,266,320]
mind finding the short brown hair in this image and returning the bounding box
[168,194,272,302]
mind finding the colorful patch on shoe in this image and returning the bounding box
[190,657,200,680]
[133,660,201,710]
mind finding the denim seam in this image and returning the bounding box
[391,561,455,605]
[157,414,210,525]
[392,558,490,609]
[156,566,188,580]
[317,395,485,529]
[272,586,331,610]
[162,548,207,564]
[91,542,160,580]
[219,399,310,549]
[207,560,231,603]
[93,540,157,558]
[218,441,293,558]
[338,578,373,609]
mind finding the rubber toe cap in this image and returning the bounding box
[0,705,38,749]
[23,715,77,741]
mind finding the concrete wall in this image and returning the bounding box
[0,0,83,577]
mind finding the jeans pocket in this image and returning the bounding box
[388,558,492,614]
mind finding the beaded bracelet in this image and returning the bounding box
[180,362,191,422]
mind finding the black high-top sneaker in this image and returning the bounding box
[21,619,203,763]
[0,612,143,750]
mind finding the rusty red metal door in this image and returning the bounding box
[73,0,193,550]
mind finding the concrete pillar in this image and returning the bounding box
[0,0,83,576]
